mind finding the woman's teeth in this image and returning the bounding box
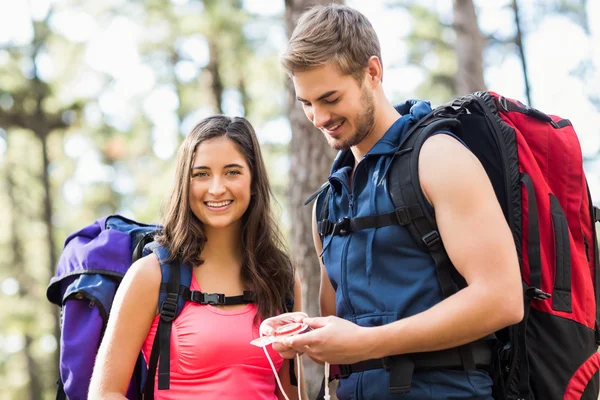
[206,200,232,207]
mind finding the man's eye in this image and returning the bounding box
[324,98,340,104]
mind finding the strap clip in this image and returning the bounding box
[318,219,333,236]
[160,293,178,322]
[422,230,441,249]
[394,208,410,225]
[525,286,551,301]
[191,291,226,305]
[332,217,351,237]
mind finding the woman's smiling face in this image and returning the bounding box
[188,136,252,231]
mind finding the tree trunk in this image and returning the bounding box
[207,39,224,114]
[7,164,44,399]
[283,0,341,397]
[453,0,486,95]
[32,91,61,384]
[511,0,533,106]
[24,335,44,400]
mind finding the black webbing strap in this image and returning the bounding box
[496,96,571,129]
[55,379,66,400]
[517,289,534,400]
[334,339,492,394]
[317,205,423,237]
[144,261,182,397]
[158,261,180,390]
[549,195,572,312]
[386,116,476,381]
[132,231,158,263]
[515,173,550,400]
[304,181,331,206]
[144,321,160,399]
[586,184,600,344]
[187,289,255,305]
[157,283,257,305]
[521,174,543,291]
[517,281,550,400]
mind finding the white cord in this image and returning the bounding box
[324,362,330,400]
[296,353,302,400]
[261,339,290,400]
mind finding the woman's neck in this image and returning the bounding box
[199,222,244,273]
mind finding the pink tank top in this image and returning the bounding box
[141,276,284,399]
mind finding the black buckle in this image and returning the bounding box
[525,287,551,301]
[160,293,178,322]
[594,206,600,223]
[318,219,333,236]
[203,292,225,305]
[422,230,441,249]
[190,291,226,305]
[394,208,410,225]
[332,217,351,237]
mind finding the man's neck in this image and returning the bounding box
[351,99,401,161]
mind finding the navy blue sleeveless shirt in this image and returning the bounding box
[321,100,493,400]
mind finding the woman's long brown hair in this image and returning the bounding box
[155,115,294,320]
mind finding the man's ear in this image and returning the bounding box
[365,56,383,86]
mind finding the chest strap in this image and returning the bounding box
[318,205,424,237]
[159,283,255,305]
[330,339,493,395]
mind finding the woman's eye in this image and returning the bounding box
[192,172,208,178]
[226,170,241,176]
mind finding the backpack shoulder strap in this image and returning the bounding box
[388,113,466,297]
[387,112,479,372]
[315,185,332,245]
[144,243,192,397]
[304,181,332,247]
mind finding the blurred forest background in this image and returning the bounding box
[0,0,599,398]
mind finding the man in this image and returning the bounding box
[274,4,523,399]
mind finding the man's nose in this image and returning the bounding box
[312,105,331,128]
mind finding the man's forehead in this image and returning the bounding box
[292,67,349,100]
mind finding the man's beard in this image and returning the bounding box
[329,87,376,151]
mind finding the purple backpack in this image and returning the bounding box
[46,214,257,399]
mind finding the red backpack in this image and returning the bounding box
[313,91,600,399]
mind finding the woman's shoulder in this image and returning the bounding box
[122,252,162,293]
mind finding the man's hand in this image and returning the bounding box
[281,316,372,365]
[271,341,302,359]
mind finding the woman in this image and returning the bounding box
[89,116,303,399]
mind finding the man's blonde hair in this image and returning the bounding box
[281,4,382,83]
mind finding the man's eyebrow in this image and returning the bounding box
[296,90,338,103]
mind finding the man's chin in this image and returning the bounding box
[326,136,351,151]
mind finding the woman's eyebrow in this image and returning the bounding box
[223,163,245,169]
[191,164,245,170]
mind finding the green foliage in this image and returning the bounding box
[0,0,291,397]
